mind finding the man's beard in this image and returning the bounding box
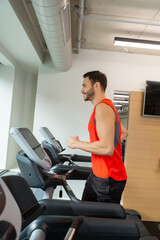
[84,86,95,101]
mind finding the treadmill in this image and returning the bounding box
[9,127,158,240]
[10,127,90,180]
[1,175,142,240]
[39,126,91,166]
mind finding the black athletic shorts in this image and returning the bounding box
[82,172,126,203]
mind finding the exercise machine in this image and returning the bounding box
[0,177,21,240]
[9,127,158,239]
[10,127,91,180]
[1,175,143,240]
[0,175,47,240]
[40,126,91,166]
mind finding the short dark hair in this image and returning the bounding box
[83,71,107,92]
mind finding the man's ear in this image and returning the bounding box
[95,82,100,89]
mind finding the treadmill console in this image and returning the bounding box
[10,127,52,170]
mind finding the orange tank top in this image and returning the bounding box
[88,98,127,180]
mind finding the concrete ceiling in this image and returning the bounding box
[72,0,160,55]
[1,0,160,73]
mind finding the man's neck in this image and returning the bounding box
[91,93,106,106]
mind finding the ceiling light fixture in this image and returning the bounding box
[114,37,160,50]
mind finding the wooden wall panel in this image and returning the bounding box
[123,91,160,221]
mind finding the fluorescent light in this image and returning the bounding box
[115,104,122,107]
[113,100,129,104]
[114,37,160,50]
[114,94,129,98]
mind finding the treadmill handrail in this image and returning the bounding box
[64,216,83,240]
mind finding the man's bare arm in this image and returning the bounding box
[67,104,115,156]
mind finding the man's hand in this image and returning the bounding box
[121,124,128,141]
[67,136,79,149]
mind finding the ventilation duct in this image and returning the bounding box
[31,0,72,72]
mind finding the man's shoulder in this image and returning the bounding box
[96,102,114,114]
[101,98,113,104]
[96,99,113,109]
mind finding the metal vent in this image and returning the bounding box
[31,0,72,71]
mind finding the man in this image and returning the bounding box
[67,71,128,203]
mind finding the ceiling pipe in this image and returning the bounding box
[31,0,72,72]
[76,0,84,54]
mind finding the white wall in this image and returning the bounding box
[7,68,38,169]
[33,49,160,156]
[0,65,15,169]
[0,41,39,169]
